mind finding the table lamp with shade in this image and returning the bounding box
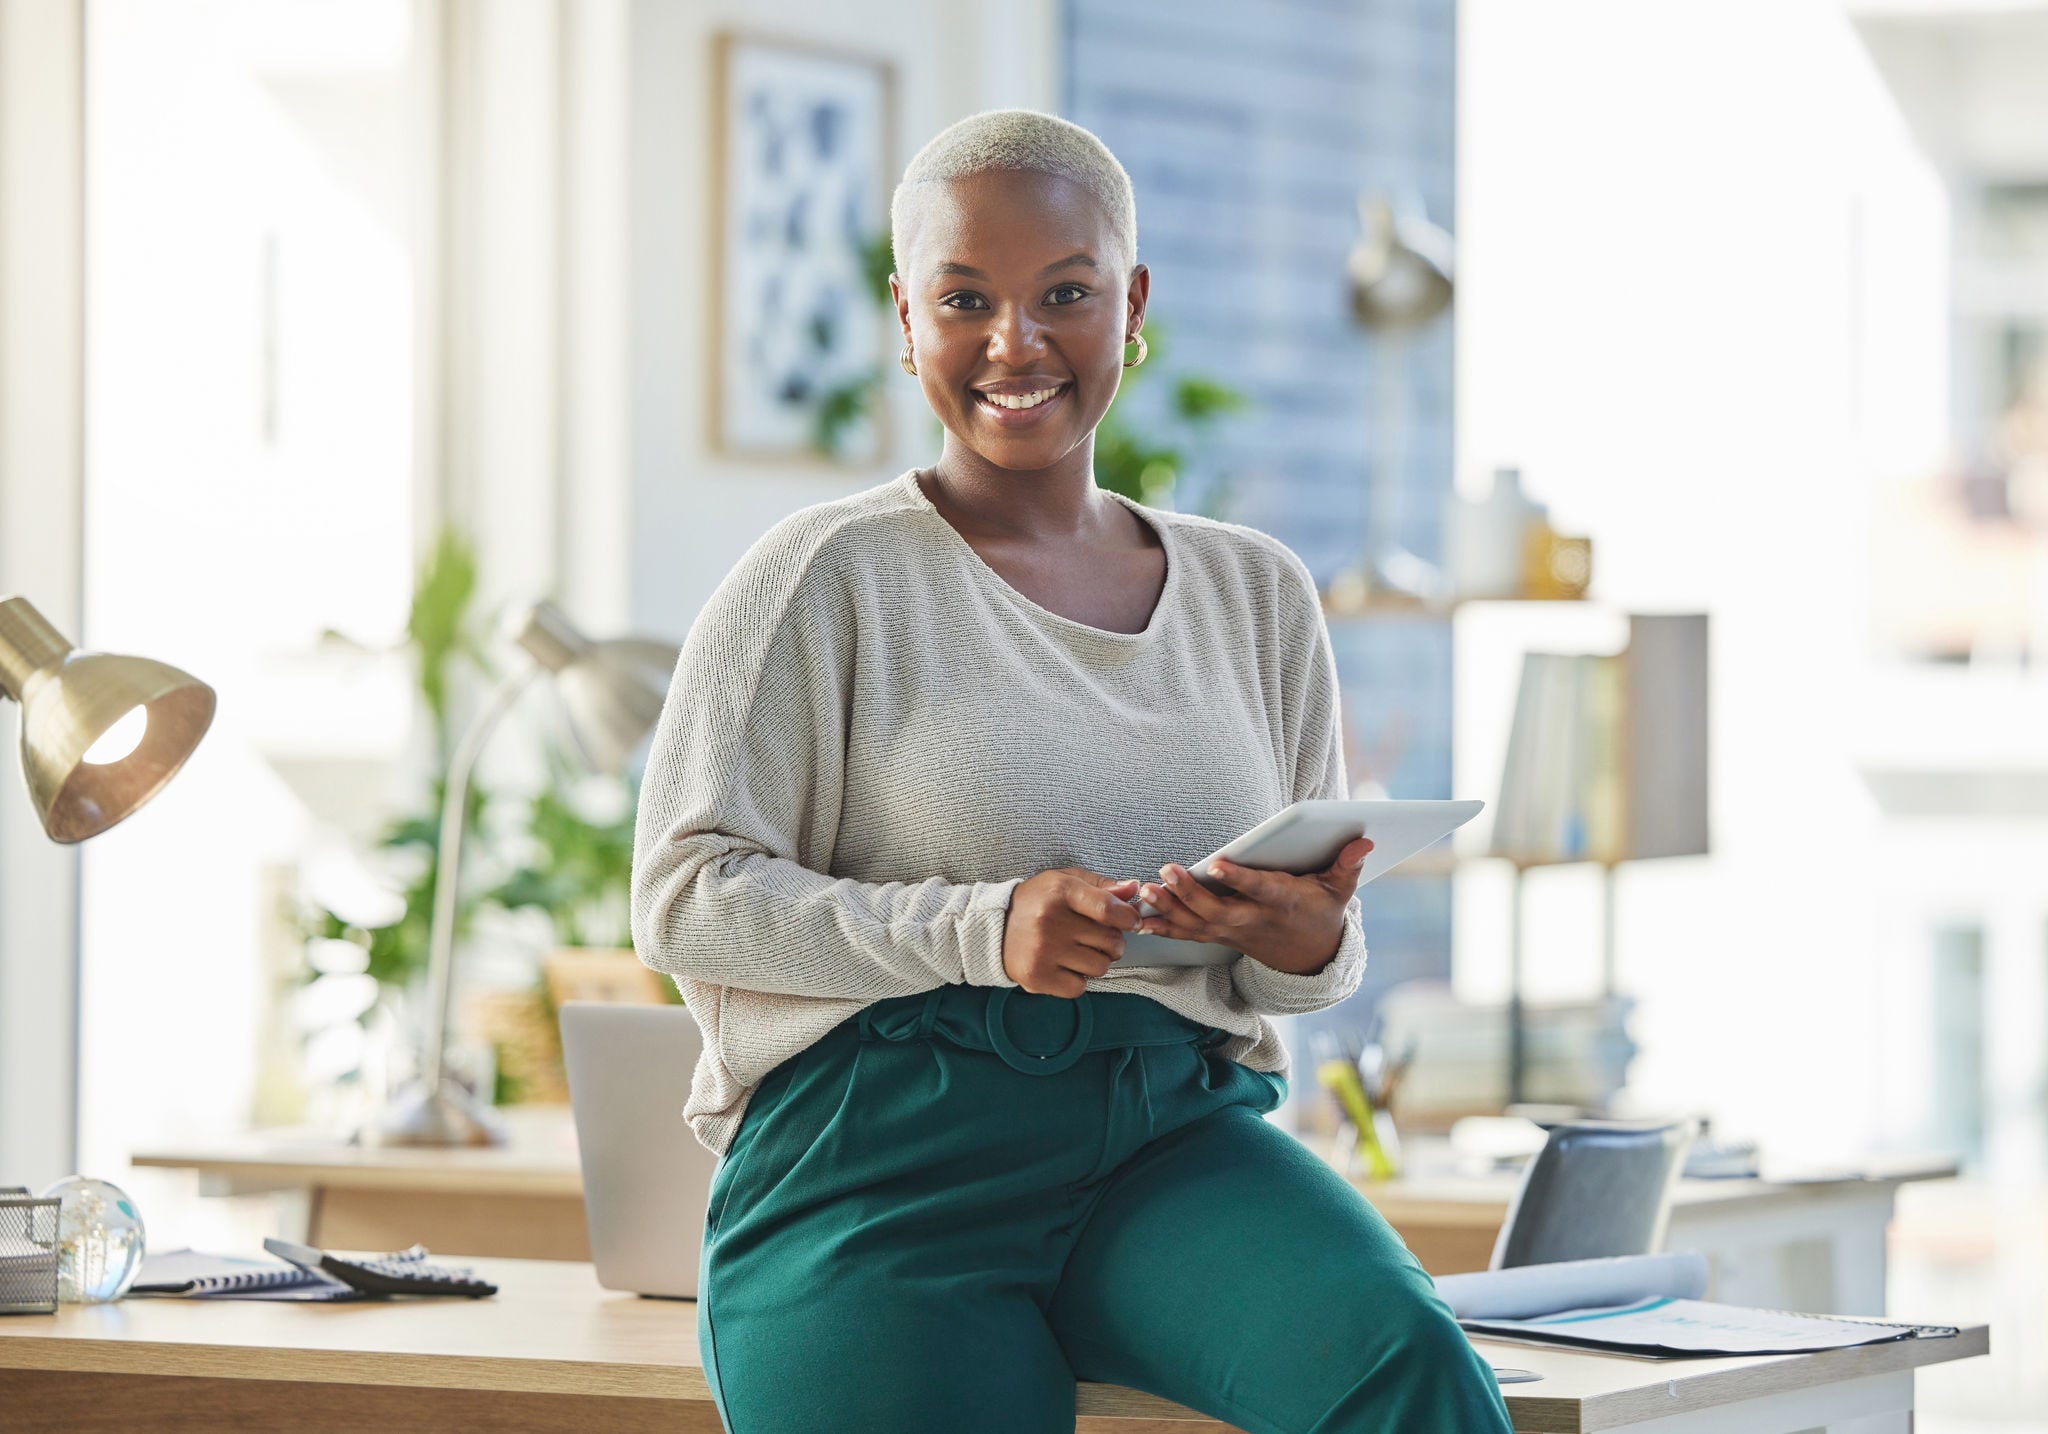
[358,599,679,1149]
[0,596,214,1306]
[0,596,215,842]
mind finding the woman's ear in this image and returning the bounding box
[1125,262,1151,334]
[888,273,911,342]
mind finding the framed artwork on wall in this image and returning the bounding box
[711,31,895,465]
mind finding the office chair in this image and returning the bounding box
[1489,1118,1699,1270]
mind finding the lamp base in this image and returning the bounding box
[356,1075,509,1148]
[1359,545,1450,604]
[1322,547,1451,613]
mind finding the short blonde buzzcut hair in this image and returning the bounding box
[890,108,1138,280]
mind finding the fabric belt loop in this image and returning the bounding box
[916,988,943,1040]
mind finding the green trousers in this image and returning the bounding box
[697,985,1514,1434]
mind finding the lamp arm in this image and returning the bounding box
[606,637,682,668]
[417,663,540,1092]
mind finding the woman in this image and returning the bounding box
[631,108,1513,1434]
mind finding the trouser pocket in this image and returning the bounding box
[707,1023,872,1248]
[702,1052,804,1250]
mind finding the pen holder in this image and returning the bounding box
[1316,1061,1401,1181]
[0,1187,61,1315]
[1365,1104,1403,1179]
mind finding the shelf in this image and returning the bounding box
[1377,848,1643,879]
[1320,593,1597,621]
[1460,850,1638,873]
[1377,847,1460,879]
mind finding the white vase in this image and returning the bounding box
[1447,466,1544,600]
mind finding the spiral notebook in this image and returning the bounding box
[131,1247,389,1302]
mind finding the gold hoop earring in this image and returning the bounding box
[1123,333,1148,368]
[900,344,918,377]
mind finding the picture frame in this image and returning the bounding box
[710,31,896,465]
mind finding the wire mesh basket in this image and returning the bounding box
[0,1186,61,1315]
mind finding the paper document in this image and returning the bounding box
[1436,1251,1709,1320]
[1436,1252,1960,1358]
[1460,1296,1960,1357]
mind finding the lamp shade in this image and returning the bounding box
[506,600,676,773]
[1347,192,1455,331]
[0,596,215,843]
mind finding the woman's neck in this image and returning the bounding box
[923,436,1110,542]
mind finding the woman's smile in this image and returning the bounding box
[972,381,1072,427]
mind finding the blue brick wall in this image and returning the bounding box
[1064,0,1458,1049]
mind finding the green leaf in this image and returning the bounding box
[813,369,883,457]
[1091,319,1253,509]
[862,231,898,308]
[1173,376,1251,422]
[407,529,481,759]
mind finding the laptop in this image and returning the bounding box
[559,1001,718,1300]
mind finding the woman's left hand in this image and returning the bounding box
[1134,837,1374,976]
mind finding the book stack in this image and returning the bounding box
[1489,614,1709,865]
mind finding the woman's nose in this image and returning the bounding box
[985,304,1046,362]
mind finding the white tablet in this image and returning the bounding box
[1116,798,1486,968]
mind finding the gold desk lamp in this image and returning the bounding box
[358,599,678,1148]
[0,596,215,842]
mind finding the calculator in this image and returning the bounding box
[262,1237,499,1298]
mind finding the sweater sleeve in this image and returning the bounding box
[1229,550,1369,1016]
[630,526,1022,1000]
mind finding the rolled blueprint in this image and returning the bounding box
[1432,1250,1710,1321]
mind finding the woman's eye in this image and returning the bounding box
[939,287,1087,310]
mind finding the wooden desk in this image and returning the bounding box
[131,1114,1957,1319]
[0,1256,1988,1433]
[134,1109,592,1262]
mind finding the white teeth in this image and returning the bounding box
[982,386,1061,410]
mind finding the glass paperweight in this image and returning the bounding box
[38,1175,147,1303]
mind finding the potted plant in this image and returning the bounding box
[287,528,677,1116]
[286,529,499,1115]
[478,748,679,1106]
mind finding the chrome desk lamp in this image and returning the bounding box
[1346,191,1455,332]
[1338,191,1457,608]
[0,596,215,842]
[358,599,678,1148]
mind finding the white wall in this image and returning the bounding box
[1454,0,1957,1163]
[0,0,85,1189]
[71,0,434,1245]
[625,0,1062,638]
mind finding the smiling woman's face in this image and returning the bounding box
[890,169,1148,474]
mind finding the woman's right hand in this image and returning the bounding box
[1001,867,1143,998]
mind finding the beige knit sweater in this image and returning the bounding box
[631,469,1367,1157]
